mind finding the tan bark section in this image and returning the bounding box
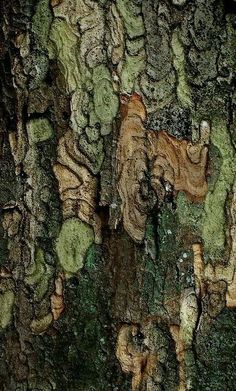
[116,93,209,243]
[116,93,149,243]
[170,289,198,391]
[116,323,158,391]
[148,131,208,203]
[50,272,65,321]
[53,130,102,244]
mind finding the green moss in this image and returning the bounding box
[93,65,119,129]
[158,206,179,261]
[171,31,192,108]
[196,308,236,391]
[27,118,53,144]
[84,244,97,271]
[121,51,145,92]
[117,0,145,38]
[56,218,94,275]
[0,290,15,329]
[202,118,236,260]
[32,0,52,50]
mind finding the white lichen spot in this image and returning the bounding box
[172,0,187,5]
[200,120,210,145]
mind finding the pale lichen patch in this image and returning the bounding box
[202,118,236,260]
[0,290,15,329]
[27,118,53,144]
[93,65,119,132]
[171,30,192,108]
[56,218,94,275]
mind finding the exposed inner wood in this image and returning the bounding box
[53,130,102,243]
[116,93,209,243]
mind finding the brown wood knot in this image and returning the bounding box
[116,92,209,243]
[53,129,102,244]
[116,323,158,391]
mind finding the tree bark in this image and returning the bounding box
[0,0,236,390]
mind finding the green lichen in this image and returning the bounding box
[0,290,15,329]
[121,51,146,92]
[32,0,52,50]
[25,248,53,300]
[116,0,145,39]
[140,72,175,109]
[86,126,100,143]
[84,244,97,271]
[176,119,236,261]
[49,18,90,130]
[224,15,236,74]
[171,31,192,108]
[93,65,119,130]
[126,37,144,56]
[49,18,81,93]
[202,118,236,260]
[80,134,104,175]
[176,192,203,233]
[27,118,53,144]
[56,218,94,275]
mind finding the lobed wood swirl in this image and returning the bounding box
[116,93,209,243]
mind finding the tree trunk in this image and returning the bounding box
[0,0,236,390]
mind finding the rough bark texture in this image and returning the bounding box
[0,0,236,390]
